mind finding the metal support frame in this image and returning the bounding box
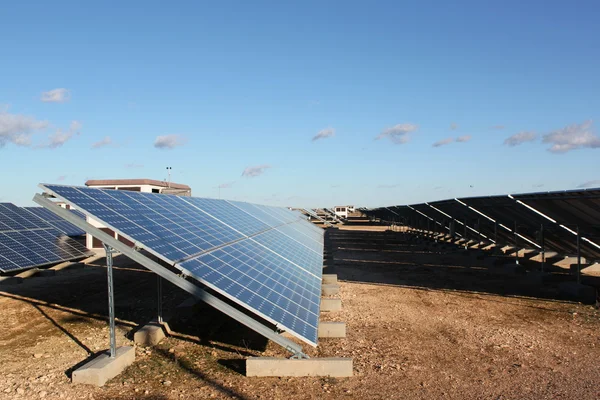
[103,244,117,358]
[577,226,581,284]
[514,221,519,265]
[34,193,308,358]
[540,224,545,273]
[157,275,163,324]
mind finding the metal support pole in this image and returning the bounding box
[540,224,545,273]
[157,275,163,324]
[103,244,117,358]
[514,221,519,265]
[494,221,498,243]
[577,226,581,284]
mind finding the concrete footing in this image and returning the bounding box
[554,256,587,269]
[321,298,342,312]
[16,268,41,279]
[246,357,353,377]
[559,282,597,303]
[51,261,85,273]
[321,284,340,296]
[322,274,338,284]
[318,322,346,338]
[134,322,168,346]
[72,346,135,386]
[582,263,600,276]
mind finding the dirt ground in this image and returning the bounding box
[1,226,599,400]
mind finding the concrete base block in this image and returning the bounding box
[322,274,338,284]
[582,263,600,276]
[318,322,346,338]
[529,251,559,263]
[16,268,41,279]
[559,282,597,303]
[72,346,135,387]
[321,298,342,312]
[554,256,587,269]
[0,276,23,286]
[321,284,340,296]
[51,262,85,273]
[134,322,167,346]
[246,357,353,377]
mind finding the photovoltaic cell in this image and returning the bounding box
[40,184,324,345]
[0,203,92,273]
[24,207,85,236]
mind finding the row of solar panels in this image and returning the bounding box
[0,203,92,273]
[39,184,325,346]
[362,188,600,262]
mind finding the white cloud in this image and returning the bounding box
[154,134,187,149]
[432,137,454,147]
[577,180,600,189]
[125,163,144,168]
[504,131,537,147]
[312,127,335,142]
[43,120,81,148]
[242,164,271,178]
[92,136,112,149]
[456,135,471,143]
[41,88,71,103]
[0,110,49,147]
[375,123,418,144]
[542,120,600,153]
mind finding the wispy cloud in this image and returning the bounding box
[42,121,82,148]
[0,109,49,147]
[432,135,471,147]
[312,127,335,142]
[375,123,418,144]
[154,134,187,149]
[92,136,112,149]
[577,180,600,189]
[41,88,71,103]
[450,123,458,130]
[432,137,454,147]
[504,131,537,147]
[242,164,271,178]
[542,120,600,153]
[217,181,235,189]
[532,183,545,188]
[491,125,505,130]
[125,163,144,168]
[377,184,401,189]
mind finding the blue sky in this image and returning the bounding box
[1,1,599,208]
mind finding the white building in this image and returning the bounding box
[84,179,192,249]
[333,205,355,219]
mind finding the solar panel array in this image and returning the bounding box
[24,207,86,236]
[40,184,325,346]
[363,188,600,262]
[0,203,92,273]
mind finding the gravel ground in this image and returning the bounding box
[0,228,599,399]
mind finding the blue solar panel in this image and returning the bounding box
[41,184,324,345]
[24,207,85,236]
[251,229,323,277]
[0,203,47,231]
[181,240,320,344]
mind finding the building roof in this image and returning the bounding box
[85,179,191,190]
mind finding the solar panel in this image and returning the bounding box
[40,184,324,346]
[24,207,85,236]
[0,203,92,273]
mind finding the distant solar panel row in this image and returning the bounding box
[40,184,324,346]
[24,207,86,236]
[0,203,92,273]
